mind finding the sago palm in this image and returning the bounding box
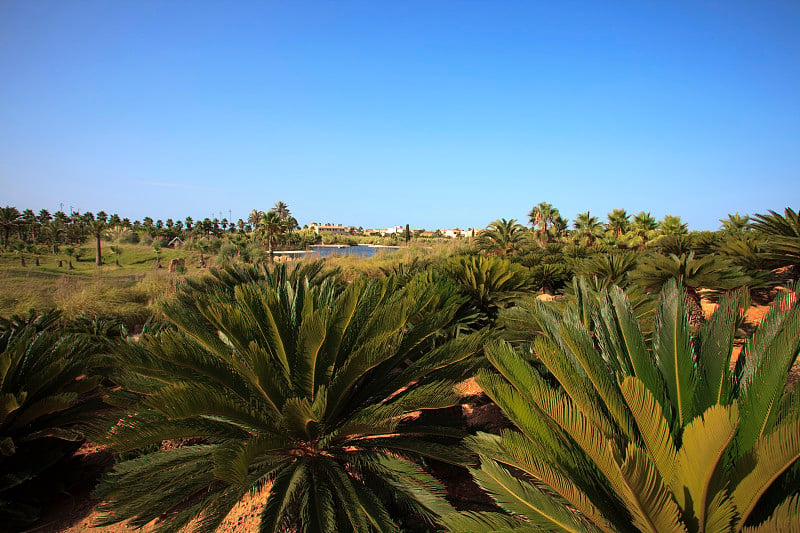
[95,276,487,532]
[476,219,529,257]
[0,322,107,528]
[629,252,750,325]
[443,281,800,532]
[750,207,800,274]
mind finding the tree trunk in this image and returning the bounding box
[35,257,40,266]
[686,287,705,328]
[268,236,274,263]
[95,233,102,266]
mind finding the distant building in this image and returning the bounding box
[309,222,350,235]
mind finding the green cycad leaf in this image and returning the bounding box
[594,287,668,416]
[673,404,739,530]
[741,493,800,533]
[295,310,328,396]
[619,444,686,533]
[619,376,677,489]
[556,311,639,442]
[379,455,455,520]
[440,510,535,532]
[704,489,738,533]
[317,457,370,532]
[474,373,572,468]
[531,334,617,441]
[7,392,78,430]
[148,383,275,434]
[732,418,800,529]
[487,430,617,533]
[653,279,697,428]
[737,283,800,453]
[259,460,308,533]
[474,458,595,533]
[302,469,336,533]
[696,289,747,410]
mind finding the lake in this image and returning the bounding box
[274,245,400,259]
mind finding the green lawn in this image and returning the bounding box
[0,243,208,326]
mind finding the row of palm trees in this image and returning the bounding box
[0,201,300,265]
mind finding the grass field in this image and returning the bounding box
[0,239,464,327]
[0,243,207,326]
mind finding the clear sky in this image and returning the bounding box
[1,1,798,230]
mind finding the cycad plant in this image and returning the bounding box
[0,322,106,528]
[443,281,800,532]
[443,255,533,328]
[750,207,800,275]
[630,252,750,325]
[95,276,487,532]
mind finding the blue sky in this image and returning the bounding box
[1,1,798,230]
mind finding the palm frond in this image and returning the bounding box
[652,279,697,428]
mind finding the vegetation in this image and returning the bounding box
[448,281,800,532]
[0,202,798,531]
[95,274,486,532]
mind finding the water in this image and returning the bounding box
[274,245,400,259]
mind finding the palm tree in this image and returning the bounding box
[475,218,528,256]
[528,202,561,245]
[248,209,261,230]
[272,200,291,220]
[95,277,485,531]
[87,219,105,266]
[632,211,658,238]
[444,281,800,532]
[659,214,689,236]
[720,212,750,236]
[607,208,630,236]
[0,206,21,249]
[573,211,604,246]
[259,210,285,262]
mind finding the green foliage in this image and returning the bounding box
[475,219,529,257]
[442,255,533,328]
[96,275,487,532]
[455,281,800,532]
[0,316,108,528]
[750,208,800,271]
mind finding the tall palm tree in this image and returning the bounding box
[607,208,630,236]
[259,210,286,262]
[87,219,105,266]
[573,212,604,246]
[528,202,561,246]
[272,201,291,220]
[0,206,21,249]
[444,281,800,532]
[632,211,658,239]
[476,218,528,256]
[96,277,485,532]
